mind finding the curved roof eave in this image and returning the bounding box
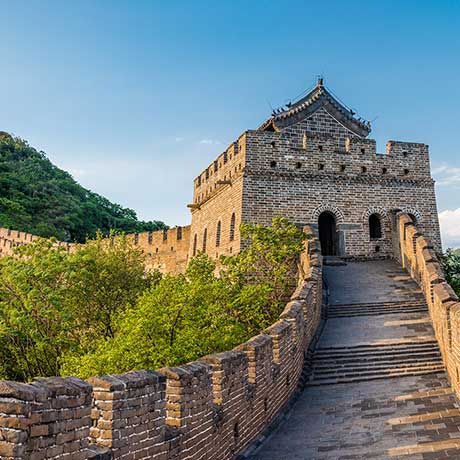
[258,80,372,138]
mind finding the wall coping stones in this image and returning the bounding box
[0,381,46,402]
[280,300,304,320]
[434,282,459,304]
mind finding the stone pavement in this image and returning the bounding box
[252,260,460,459]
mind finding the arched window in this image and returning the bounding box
[216,221,221,247]
[202,228,207,253]
[229,213,236,241]
[369,214,382,239]
[193,234,197,256]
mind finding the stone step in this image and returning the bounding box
[313,354,442,370]
[309,363,445,383]
[315,339,438,352]
[327,304,427,312]
[328,300,427,308]
[314,345,440,361]
[307,368,446,386]
[328,304,427,311]
[327,301,428,316]
[323,256,347,266]
[311,360,444,376]
[313,358,443,376]
[315,347,440,360]
[329,299,426,308]
[327,308,428,318]
[314,342,439,357]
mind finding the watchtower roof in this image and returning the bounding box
[259,78,372,138]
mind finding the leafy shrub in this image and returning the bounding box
[63,217,308,378]
[441,249,460,296]
[0,234,153,381]
[0,217,308,381]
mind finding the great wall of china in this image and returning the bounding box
[0,225,323,460]
[1,215,460,458]
[1,79,459,458]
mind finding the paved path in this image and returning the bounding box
[252,260,460,460]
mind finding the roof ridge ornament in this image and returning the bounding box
[259,78,371,137]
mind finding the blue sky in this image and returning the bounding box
[0,1,459,245]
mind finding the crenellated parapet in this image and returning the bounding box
[191,137,246,208]
[0,377,106,460]
[0,228,74,257]
[395,213,460,395]
[243,129,432,181]
[0,226,191,275]
[128,226,191,274]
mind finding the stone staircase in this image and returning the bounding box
[326,298,428,318]
[309,340,444,385]
[253,261,460,460]
[308,296,445,385]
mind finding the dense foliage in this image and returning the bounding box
[0,133,166,242]
[0,234,155,381]
[441,249,460,296]
[0,217,307,381]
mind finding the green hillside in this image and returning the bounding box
[0,132,167,242]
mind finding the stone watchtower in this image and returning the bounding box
[189,78,441,260]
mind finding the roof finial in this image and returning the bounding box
[316,75,324,88]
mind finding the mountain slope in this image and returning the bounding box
[0,132,167,242]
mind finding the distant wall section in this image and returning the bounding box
[189,137,247,260]
[128,226,191,274]
[0,227,191,275]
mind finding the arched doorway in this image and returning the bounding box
[318,212,337,256]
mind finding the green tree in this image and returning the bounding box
[221,216,308,334]
[65,232,155,342]
[63,218,307,378]
[0,233,154,381]
[61,254,246,378]
[0,217,307,381]
[0,240,73,381]
[441,249,460,295]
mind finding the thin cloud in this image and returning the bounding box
[199,139,221,145]
[439,208,460,249]
[67,167,90,178]
[432,163,460,187]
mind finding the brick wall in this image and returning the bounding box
[0,377,104,460]
[241,125,441,259]
[395,213,460,395]
[185,104,441,263]
[128,226,191,274]
[189,135,248,260]
[0,226,190,275]
[0,230,323,460]
[0,228,73,257]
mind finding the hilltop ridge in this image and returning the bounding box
[0,133,166,242]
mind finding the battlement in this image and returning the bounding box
[188,79,441,264]
[0,230,324,460]
[395,213,460,396]
[0,226,190,275]
[243,130,432,180]
[192,137,247,207]
[386,140,428,156]
[0,228,74,257]
[129,226,191,274]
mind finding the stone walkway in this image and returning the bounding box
[252,260,460,460]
